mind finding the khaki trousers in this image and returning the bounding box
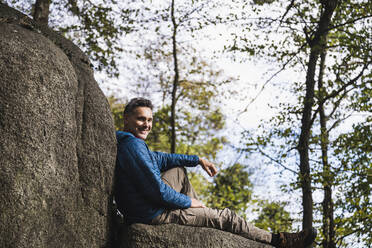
[151,167,272,244]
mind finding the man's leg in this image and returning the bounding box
[153,167,271,244]
[160,166,198,199]
[153,167,317,248]
[152,206,272,244]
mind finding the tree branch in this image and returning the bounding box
[330,15,372,30]
[237,44,306,117]
[310,63,368,126]
[327,111,354,134]
[335,228,364,245]
[278,0,295,27]
[178,2,207,25]
[255,145,298,175]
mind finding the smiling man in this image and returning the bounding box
[114,97,317,248]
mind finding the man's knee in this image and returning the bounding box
[161,166,187,181]
[161,166,187,191]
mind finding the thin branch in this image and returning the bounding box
[335,228,364,245]
[178,2,207,25]
[255,145,298,175]
[330,15,372,30]
[232,150,244,166]
[204,16,316,26]
[327,111,354,133]
[237,45,306,117]
[329,63,369,101]
[294,3,314,44]
[309,158,322,165]
[326,89,352,120]
[278,0,295,27]
[310,64,368,126]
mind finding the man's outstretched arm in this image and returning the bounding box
[153,152,218,177]
[152,151,199,171]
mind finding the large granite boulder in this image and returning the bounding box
[118,223,274,248]
[0,4,116,248]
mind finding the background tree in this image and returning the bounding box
[253,200,294,233]
[4,0,134,77]
[33,0,49,24]
[107,96,125,131]
[206,163,253,217]
[227,0,371,247]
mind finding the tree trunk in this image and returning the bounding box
[33,0,50,25]
[170,0,178,154]
[318,50,336,248]
[297,0,338,241]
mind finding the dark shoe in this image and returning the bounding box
[277,228,317,248]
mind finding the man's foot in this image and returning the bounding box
[277,228,317,248]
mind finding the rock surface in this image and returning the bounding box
[0,4,116,248]
[118,223,274,248]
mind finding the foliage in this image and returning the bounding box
[123,20,234,159]
[4,0,134,77]
[229,0,372,246]
[253,200,294,233]
[107,96,125,131]
[332,121,372,246]
[206,163,253,217]
[146,104,227,160]
[188,170,212,202]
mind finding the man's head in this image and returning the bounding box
[123,97,153,140]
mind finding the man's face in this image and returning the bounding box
[124,107,153,140]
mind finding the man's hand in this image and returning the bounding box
[190,198,206,208]
[199,158,218,177]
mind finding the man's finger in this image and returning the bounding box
[209,164,217,176]
[205,167,212,176]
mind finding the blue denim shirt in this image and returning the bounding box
[115,131,199,224]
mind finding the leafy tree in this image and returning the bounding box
[331,122,372,247]
[206,163,253,217]
[107,96,125,131]
[4,0,134,77]
[227,0,371,247]
[112,0,239,154]
[122,14,235,159]
[253,200,294,233]
[146,104,227,160]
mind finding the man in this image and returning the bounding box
[115,97,317,248]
